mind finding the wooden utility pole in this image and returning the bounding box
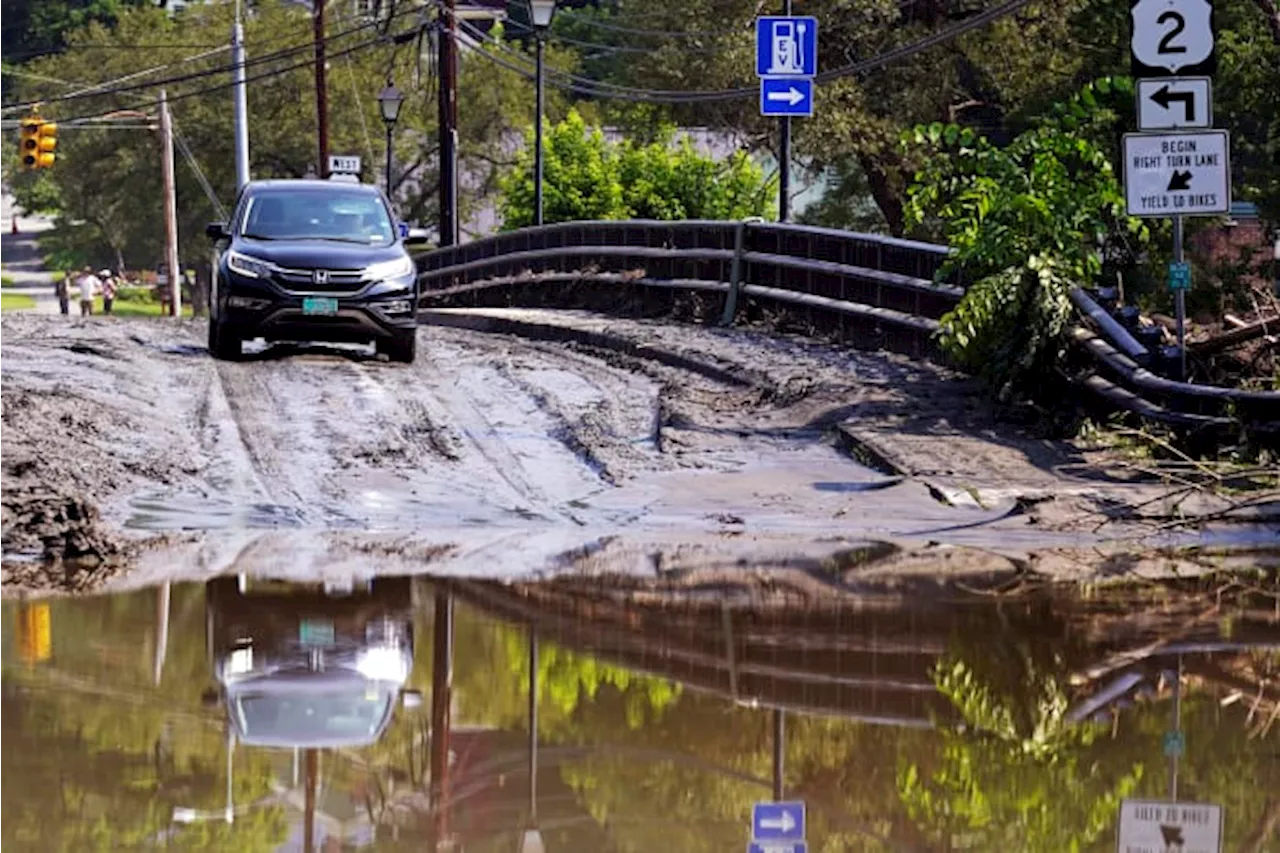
[158,89,182,316]
[313,0,329,176]
[429,590,454,847]
[437,0,458,246]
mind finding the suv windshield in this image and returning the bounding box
[236,691,391,744]
[240,189,395,246]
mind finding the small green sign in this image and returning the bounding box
[1163,730,1185,757]
[299,619,336,647]
[1168,262,1192,292]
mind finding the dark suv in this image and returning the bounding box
[205,179,429,363]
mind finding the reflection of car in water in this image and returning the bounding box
[203,576,421,748]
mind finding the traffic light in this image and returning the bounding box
[19,118,39,169]
[18,116,56,169]
[35,121,57,168]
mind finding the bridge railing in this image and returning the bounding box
[415,219,1279,443]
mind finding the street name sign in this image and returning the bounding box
[1130,0,1215,77]
[328,154,362,175]
[752,801,806,843]
[748,844,807,853]
[756,17,818,77]
[1123,130,1229,217]
[1117,799,1222,853]
[760,78,814,117]
[1137,77,1212,129]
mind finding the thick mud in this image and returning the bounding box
[2,312,1275,594]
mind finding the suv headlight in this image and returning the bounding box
[364,257,415,281]
[356,647,408,682]
[226,251,275,279]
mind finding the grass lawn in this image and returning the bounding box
[1,292,37,311]
[99,296,194,317]
[1,275,15,288]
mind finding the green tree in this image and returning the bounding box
[497,110,773,229]
[6,1,548,273]
[902,78,1148,398]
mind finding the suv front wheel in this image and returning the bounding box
[378,330,417,364]
[208,316,243,361]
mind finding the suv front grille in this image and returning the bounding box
[273,267,367,294]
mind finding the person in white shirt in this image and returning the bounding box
[76,266,101,316]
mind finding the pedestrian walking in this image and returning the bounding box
[100,270,118,315]
[76,266,101,316]
[55,273,71,315]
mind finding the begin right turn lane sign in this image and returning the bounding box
[1123,130,1230,217]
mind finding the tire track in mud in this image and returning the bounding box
[410,334,598,524]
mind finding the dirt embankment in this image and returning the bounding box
[2,312,1271,595]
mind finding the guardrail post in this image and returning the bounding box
[721,217,759,326]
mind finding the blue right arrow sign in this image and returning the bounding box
[760,78,813,117]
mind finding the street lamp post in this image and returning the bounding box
[528,0,557,226]
[377,80,404,200]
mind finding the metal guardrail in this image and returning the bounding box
[415,219,1279,444]
[417,219,958,359]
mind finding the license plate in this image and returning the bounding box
[302,297,338,316]
[299,619,336,646]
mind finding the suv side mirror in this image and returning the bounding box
[206,222,229,241]
[401,689,424,709]
[201,687,220,708]
[403,227,431,247]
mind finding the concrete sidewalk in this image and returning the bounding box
[2,191,61,314]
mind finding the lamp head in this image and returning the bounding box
[528,0,556,29]
[377,79,404,125]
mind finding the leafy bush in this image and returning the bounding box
[903,78,1148,399]
[498,109,774,229]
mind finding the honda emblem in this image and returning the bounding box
[312,269,329,285]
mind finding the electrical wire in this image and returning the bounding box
[552,12,733,39]
[456,0,1034,104]
[36,29,397,125]
[2,5,423,113]
[2,45,230,113]
[344,53,378,171]
[38,0,1033,122]
[502,18,729,55]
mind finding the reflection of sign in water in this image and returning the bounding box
[752,801,806,843]
[755,17,818,78]
[1117,799,1222,853]
[17,602,51,664]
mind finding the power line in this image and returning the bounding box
[502,18,729,55]
[38,29,397,125]
[457,0,1034,104]
[2,5,422,114]
[2,45,229,114]
[554,12,735,39]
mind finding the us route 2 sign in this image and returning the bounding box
[1117,799,1222,853]
[1137,77,1212,129]
[1130,0,1215,77]
[1123,130,1230,217]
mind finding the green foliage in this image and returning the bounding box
[8,0,549,271]
[903,78,1148,398]
[898,654,1143,852]
[497,110,774,229]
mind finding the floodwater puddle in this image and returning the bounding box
[3,571,1277,850]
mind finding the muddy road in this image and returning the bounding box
[2,312,1274,593]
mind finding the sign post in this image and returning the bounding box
[756,7,817,222]
[1126,0,1224,381]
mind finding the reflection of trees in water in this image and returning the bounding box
[0,586,287,851]
[321,579,1280,852]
